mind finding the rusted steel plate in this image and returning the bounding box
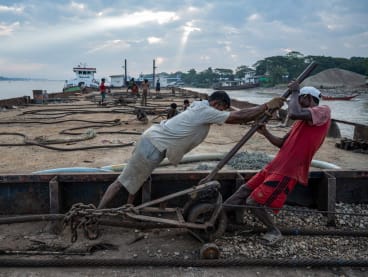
[0,181,49,214]
[0,170,366,215]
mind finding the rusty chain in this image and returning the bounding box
[63,203,137,242]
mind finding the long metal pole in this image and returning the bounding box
[153,59,156,89]
[124,59,127,86]
[199,62,318,184]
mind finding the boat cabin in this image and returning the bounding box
[64,64,99,89]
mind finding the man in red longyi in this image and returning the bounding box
[224,80,331,245]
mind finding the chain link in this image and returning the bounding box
[63,203,136,242]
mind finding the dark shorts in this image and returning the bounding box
[247,170,297,214]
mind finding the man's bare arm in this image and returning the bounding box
[225,96,285,124]
[258,125,289,148]
[287,82,312,121]
[225,105,267,124]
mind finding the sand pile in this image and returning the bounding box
[302,68,367,88]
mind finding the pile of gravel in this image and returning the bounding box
[302,68,367,88]
[228,151,272,170]
[194,151,271,171]
[218,203,368,260]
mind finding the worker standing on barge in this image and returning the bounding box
[99,78,107,104]
[224,81,331,245]
[97,91,285,208]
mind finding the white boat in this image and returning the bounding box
[63,63,99,91]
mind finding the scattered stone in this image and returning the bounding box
[218,203,368,260]
[228,151,272,170]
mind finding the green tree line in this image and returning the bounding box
[164,52,368,88]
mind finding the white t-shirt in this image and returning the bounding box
[144,100,230,165]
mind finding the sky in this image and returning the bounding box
[0,0,367,80]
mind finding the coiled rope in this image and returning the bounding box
[0,132,134,151]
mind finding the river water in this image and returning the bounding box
[0,80,65,100]
[0,81,367,138]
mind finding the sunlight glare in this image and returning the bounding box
[175,21,200,71]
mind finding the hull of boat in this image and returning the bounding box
[62,86,82,93]
[0,170,367,215]
[213,84,259,90]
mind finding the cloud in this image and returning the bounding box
[147,37,162,44]
[317,10,368,34]
[99,10,179,27]
[0,4,24,14]
[0,0,367,79]
[247,13,261,21]
[87,40,131,54]
[0,57,45,74]
[69,1,86,11]
[0,22,20,36]
[156,57,165,66]
[0,9,179,52]
[181,21,200,44]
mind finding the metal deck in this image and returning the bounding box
[1,170,367,224]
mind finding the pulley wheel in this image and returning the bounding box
[200,243,220,259]
[187,203,227,242]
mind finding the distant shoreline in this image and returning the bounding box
[0,80,66,100]
[0,78,63,82]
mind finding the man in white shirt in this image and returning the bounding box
[98,91,285,208]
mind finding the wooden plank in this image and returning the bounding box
[49,176,60,214]
[325,171,337,226]
[46,176,62,233]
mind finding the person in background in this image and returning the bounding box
[141,79,149,106]
[99,78,107,104]
[42,90,48,104]
[126,78,135,93]
[183,99,190,111]
[97,91,285,208]
[167,102,179,119]
[131,83,139,97]
[155,79,161,96]
[224,81,331,246]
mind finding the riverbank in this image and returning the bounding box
[0,88,366,174]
